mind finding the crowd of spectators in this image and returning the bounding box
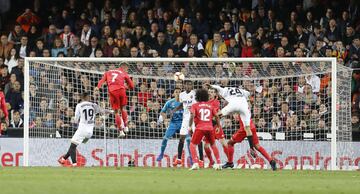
[0,0,359,140]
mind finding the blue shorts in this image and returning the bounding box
[164,122,182,139]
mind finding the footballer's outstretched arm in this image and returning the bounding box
[94,104,114,115]
[125,74,135,90]
[96,73,107,89]
[210,84,226,94]
[205,83,226,98]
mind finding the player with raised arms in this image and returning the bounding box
[203,87,228,168]
[96,62,134,137]
[188,88,222,170]
[156,88,184,162]
[206,83,257,157]
[223,116,277,170]
[58,92,113,166]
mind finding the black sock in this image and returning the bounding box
[178,139,184,160]
[64,143,76,160]
[247,136,254,149]
[63,152,70,160]
[198,142,203,161]
[68,143,77,164]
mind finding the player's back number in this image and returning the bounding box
[199,108,211,121]
[82,108,94,122]
[111,73,118,82]
[229,88,244,97]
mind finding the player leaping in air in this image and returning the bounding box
[189,89,222,170]
[206,83,257,158]
[203,87,228,168]
[58,92,113,166]
[156,88,184,162]
[223,116,277,170]
[96,62,134,137]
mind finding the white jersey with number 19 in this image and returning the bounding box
[75,101,102,126]
[72,101,105,145]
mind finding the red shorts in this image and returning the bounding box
[109,89,127,110]
[231,125,259,145]
[204,126,224,143]
[192,129,215,145]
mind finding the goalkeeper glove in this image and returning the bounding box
[157,115,164,126]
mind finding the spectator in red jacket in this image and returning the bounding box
[241,38,255,57]
[15,9,40,33]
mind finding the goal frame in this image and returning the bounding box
[23,57,338,170]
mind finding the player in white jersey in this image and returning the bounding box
[58,92,112,166]
[207,83,257,156]
[170,80,199,166]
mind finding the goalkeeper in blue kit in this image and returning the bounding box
[156,88,184,162]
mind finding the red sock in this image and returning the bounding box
[257,146,272,162]
[204,146,214,163]
[227,145,234,163]
[115,114,122,130]
[190,143,198,164]
[222,145,228,157]
[121,109,128,127]
[211,144,221,164]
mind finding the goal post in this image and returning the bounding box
[331,57,337,171]
[23,57,352,170]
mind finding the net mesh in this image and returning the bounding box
[26,59,353,169]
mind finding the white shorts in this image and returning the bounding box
[180,113,195,135]
[71,124,94,145]
[221,98,251,126]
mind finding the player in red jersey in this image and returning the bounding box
[188,89,222,170]
[203,88,228,168]
[0,90,8,135]
[223,116,277,170]
[96,62,134,136]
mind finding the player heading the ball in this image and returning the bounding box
[58,92,113,166]
[96,62,134,137]
[206,83,257,157]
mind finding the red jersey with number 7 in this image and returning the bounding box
[97,68,134,92]
[191,101,217,131]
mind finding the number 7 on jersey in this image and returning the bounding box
[111,73,118,82]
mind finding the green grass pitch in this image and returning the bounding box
[1,167,360,194]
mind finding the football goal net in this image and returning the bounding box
[23,57,354,170]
